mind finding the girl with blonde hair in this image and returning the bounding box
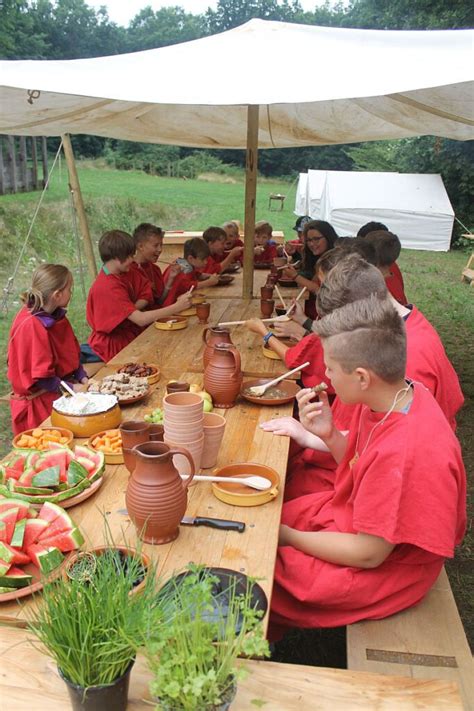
[7,264,88,433]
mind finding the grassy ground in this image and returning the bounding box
[0,165,472,658]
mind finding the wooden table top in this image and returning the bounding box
[0,627,463,710]
[0,298,295,627]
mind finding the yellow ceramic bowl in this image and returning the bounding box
[262,345,282,360]
[12,427,74,451]
[155,317,188,331]
[51,403,122,438]
[87,429,124,464]
[211,462,280,507]
[191,293,206,305]
[178,307,197,317]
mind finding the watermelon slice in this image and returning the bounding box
[74,446,105,481]
[10,518,27,548]
[0,522,6,544]
[38,501,65,524]
[75,457,95,474]
[0,508,19,541]
[35,451,69,483]
[0,542,14,564]
[0,558,11,576]
[0,566,33,588]
[38,526,84,552]
[4,453,28,474]
[0,498,30,520]
[0,542,30,566]
[18,468,38,486]
[27,545,63,574]
[26,451,42,470]
[3,466,24,481]
[67,460,88,486]
[22,519,49,548]
[37,509,73,541]
[32,466,60,488]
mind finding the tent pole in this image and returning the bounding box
[61,134,97,279]
[242,105,259,299]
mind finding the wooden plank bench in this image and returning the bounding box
[347,567,474,710]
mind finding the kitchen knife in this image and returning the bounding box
[181,516,245,533]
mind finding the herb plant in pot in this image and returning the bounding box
[145,565,270,711]
[26,541,157,711]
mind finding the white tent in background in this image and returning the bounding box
[0,19,472,287]
[295,173,308,216]
[298,170,454,251]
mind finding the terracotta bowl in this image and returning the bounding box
[163,391,205,415]
[155,317,188,331]
[191,292,207,305]
[87,429,124,464]
[12,426,74,451]
[115,363,161,385]
[63,546,151,596]
[166,381,190,394]
[217,274,234,285]
[51,402,122,438]
[211,463,280,507]
[240,378,300,406]
[277,277,298,287]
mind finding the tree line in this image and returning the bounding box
[1,0,472,236]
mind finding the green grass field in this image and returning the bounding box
[0,165,472,655]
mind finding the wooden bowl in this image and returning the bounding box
[277,277,298,287]
[240,378,300,406]
[87,429,124,464]
[51,401,122,438]
[217,274,235,285]
[12,426,74,451]
[179,306,197,316]
[155,317,188,331]
[211,463,280,507]
[262,345,282,360]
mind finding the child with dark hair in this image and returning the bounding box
[254,221,279,264]
[162,237,219,305]
[86,230,192,362]
[270,294,466,639]
[130,223,180,307]
[358,224,407,304]
[202,226,243,274]
[357,221,388,237]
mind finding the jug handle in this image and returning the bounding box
[229,345,241,377]
[168,447,196,489]
[202,327,210,345]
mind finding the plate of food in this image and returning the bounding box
[88,373,150,404]
[222,263,240,274]
[116,362,160,385]
[0,444,105,508]
[254,262,272,270]
[87,429,124,464]
[0,501,83,603]
[217,274,235,286]
[13,427,74,451]
[211,462,280,507]
[277,277,298,287]
[155,317,188,331]
[240,378,300,405]
[179,306,197,317]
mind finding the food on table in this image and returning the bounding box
[0,445,105,504]
[53,392,117,416]
[187,384,213,411]
[242,386,288,400]
[90,430,122,454]
[0,500,83,592]
[88,373,149,401]
[14,428,72,451]
[117,362,156,377]
[144,407,164,424]
[311,382,328,396]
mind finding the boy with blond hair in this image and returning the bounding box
[254,220,278,265]
[162,237,219,305]
[270,294,466,639]
[201,226,243,274]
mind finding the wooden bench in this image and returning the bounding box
[347,567,474,710]
[461,234,474,286]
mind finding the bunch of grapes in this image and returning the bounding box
[144,407,163,424]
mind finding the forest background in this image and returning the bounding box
[1,0,473,240]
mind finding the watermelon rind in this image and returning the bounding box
[11,518,27,548]
[74,446,105,481]
[27,545,63,574]
[0,508,19,541]
[14,485,54,496]
[0,586,15,593]
[0,567,33,588]
[35,451,68,483]
[32,465,60,488]
[0,560,11,576]
[67,460,88,486]
[0,478,91,504]
[0,542,14,564]
[0,521,6,543]
[39,526,84,552]
[0,498,30,519]
[0,543,30,566]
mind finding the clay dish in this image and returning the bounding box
[277,277,298,287]
[240,378,300,406]
[261,345,282,361]
[211,462,279,507]
[12,426,74,450]
[217,274,235,286]
[155,317,188,331]
[87,428,124,464]
[179,306,197,317]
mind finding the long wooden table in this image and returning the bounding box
[0,627,462,710]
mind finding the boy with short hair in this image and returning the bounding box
[130,222,180,307]
[358,224,407,304]
[202,226,243,274]
[162,237,219,306]
[86,230,192,362]
[270,294,466,638]
[254,221,278,264]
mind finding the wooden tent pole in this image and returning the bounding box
[61,134,97,279]
[242,105,259,299]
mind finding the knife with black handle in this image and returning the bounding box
[181,516,245,532]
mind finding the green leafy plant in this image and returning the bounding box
[145,566,270,711]
[26,538,156,690]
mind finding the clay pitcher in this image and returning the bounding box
[120,420,150,473]
[203,343,242,409]
[125,442,195,545]
[202,326,233,369]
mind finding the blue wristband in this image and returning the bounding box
[263,331,274,346]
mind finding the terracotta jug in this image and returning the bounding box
[125,442,195,545]
[202,326,233,369]
[203,343,242,409]
[120,420,150,473]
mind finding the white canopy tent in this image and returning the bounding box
[296,170,455,251]
[0,19,473,289]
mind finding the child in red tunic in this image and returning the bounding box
[129,223,181,307]
[254,221,278,265]
[223,221,244,265]
[270,295,466,639]
[162,237,220,306]
[202,226,243,274]
[357,222,407,305]
[7,264,88,434]
[87,230,192,362]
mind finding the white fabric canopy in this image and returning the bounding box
[298,170,454,251]
[0,19,473,148]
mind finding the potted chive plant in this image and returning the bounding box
[26,540,156,711]
[145,566,270,711]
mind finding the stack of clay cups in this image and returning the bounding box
[201,412,227,469]
[163,392,204,475]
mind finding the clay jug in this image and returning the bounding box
[125,442,195,545]
[120,421,150,473]
[203,343,242,409]
[202,326,233,369]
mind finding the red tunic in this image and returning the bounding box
[254,243,278,265]
[86,268,152,363]
[284,335,334,394]
[201,256,222,274]
[161,268,199,306]
[8,307,81,434]
[129,260,165,306]
[386,261,407,305]
[270,384,466,637]
[285,304,464,500]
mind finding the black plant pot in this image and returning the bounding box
[58,660,134,711]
